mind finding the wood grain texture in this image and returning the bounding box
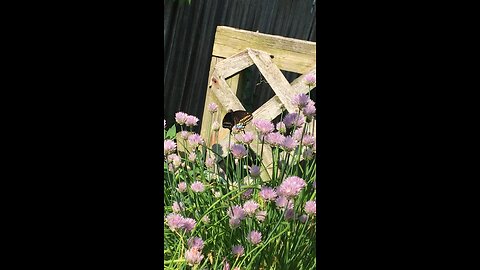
[252,66,316,120]
[212,26,316,74]
[199,26,317,181]
[247,48,297,113]
[214,50,254,79]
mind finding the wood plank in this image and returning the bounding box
[247,49,297,113]
[214,50,254,79]
[212,26,316,74]
[209,70,245,112]
[252,66,316,120]
[200,56,222,144]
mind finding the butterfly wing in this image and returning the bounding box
[222,111,234,130]
[223,110,253,131]
[232,110,253,130]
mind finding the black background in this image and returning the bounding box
[3,1,468,269]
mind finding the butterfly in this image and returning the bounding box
[222,109,253,132]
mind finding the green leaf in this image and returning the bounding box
[166,124,176,139]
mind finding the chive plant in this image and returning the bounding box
[164,77,317,270]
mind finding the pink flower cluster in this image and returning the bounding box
[208,103,218,113]
[259,186,277,201]
[243,200,259,216]
[185,236,205,266]
[227,205,246,229]
[304,73,316,86]
[252,119,275,135]
[291,93,316,121]
[277,176,307,198]
[165,213,196,232]
[283,113,305,128]
[164,139,176,156]
[247,230,262,245]
[249,165,261,178]
[230,144,247,159]
[187,236,204,250]
[305,200,316,215]
[185,240,204,266]
[187,133,204,148]
[190,181,205,193]
[234,131,255,145]
[232,245,244,257]
[175,111,199,127]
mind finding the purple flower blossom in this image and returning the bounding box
[242,132,255,144]
[187,237,205,250]
[278,176,307,198]
[281,136,298,152]
[276,121,287,134]
[242,188,253,199]
[312,181,316,189]
[178,182,187,193]
[188,133,204,147]
[292,93,311,109]
[191,181,205,193]
[255,210,267,222]
[243,200,259,216]
[208,103,218,113]
[164,140,177,155]
[234,133,244,143]
[230,144,247,159]
[185,115,199,127]
[252,119,275,135]
[305,73,316,86]
[247,230,262,245]
[180,130,190,140]
[185,247,204,266]
[175,112,189,125]
[275,196,288,208]
[166,213,184,231]
[265,132,285,147]
[249,165,261,178]
[292,128,305,141]
[205,157,215,169]
[305,200,316,215]
[303,100,316,119]
[172,201,184,213]
[223,259,230,270]
[181,217,196,232]
[284,208,295,221]
[232,245,245,257]
[275,196,294,209]
[300,134,315,147]
[259,187,277,201]
[227,205,246,220]
[235,131,255,145]
[283,113,305,128]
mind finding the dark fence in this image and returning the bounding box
[164,0,316,130]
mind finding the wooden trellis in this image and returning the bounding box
[200,26,316,181]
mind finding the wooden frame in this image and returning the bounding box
[200,26,316,181]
